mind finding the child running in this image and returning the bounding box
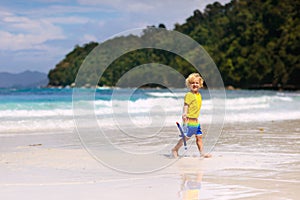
[172,73,212,158]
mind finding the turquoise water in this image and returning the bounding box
[0,88,299,133]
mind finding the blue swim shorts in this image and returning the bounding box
[186,122,202,138]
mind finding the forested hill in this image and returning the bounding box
[48,0,300,89]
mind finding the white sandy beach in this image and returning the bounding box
[0,120,299,200]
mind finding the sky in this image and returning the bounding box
[0,0,231,74]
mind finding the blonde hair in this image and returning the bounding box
[185,73,204,88]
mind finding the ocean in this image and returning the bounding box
[0,88,300,134]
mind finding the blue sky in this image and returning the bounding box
[0,0,230,73]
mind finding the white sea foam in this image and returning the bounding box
[0,109,74,118]
[0,90,299,133]
[146,91,186,98]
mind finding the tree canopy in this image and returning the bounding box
[48,0,300,89]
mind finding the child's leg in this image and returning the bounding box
[196,135,212,158]
[195,135,203,153]
[172,137,189,158]
[172,138,183,158]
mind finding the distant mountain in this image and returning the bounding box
[0,70,48,88]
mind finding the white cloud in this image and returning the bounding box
[24,4,115,16]
[77,0,163,13]
[126,2,154,12]
[46,16,92,24]
[0,0,231,52]
[82,34,98,43]
[76,0,230,29]
[0,0,232,72]
[0,12,65,51]
[77,0,229,14]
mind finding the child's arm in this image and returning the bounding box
[182,103,188,123]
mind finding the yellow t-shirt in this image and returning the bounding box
[184,92,202,118]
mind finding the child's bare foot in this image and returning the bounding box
[172,149,179,158]
[201,153,212,158]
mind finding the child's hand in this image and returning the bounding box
[182,113,187,123]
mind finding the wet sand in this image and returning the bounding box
[0,120,299,199]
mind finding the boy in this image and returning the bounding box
[172,73,211,158]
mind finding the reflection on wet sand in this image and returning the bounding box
[179,171,203,200]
